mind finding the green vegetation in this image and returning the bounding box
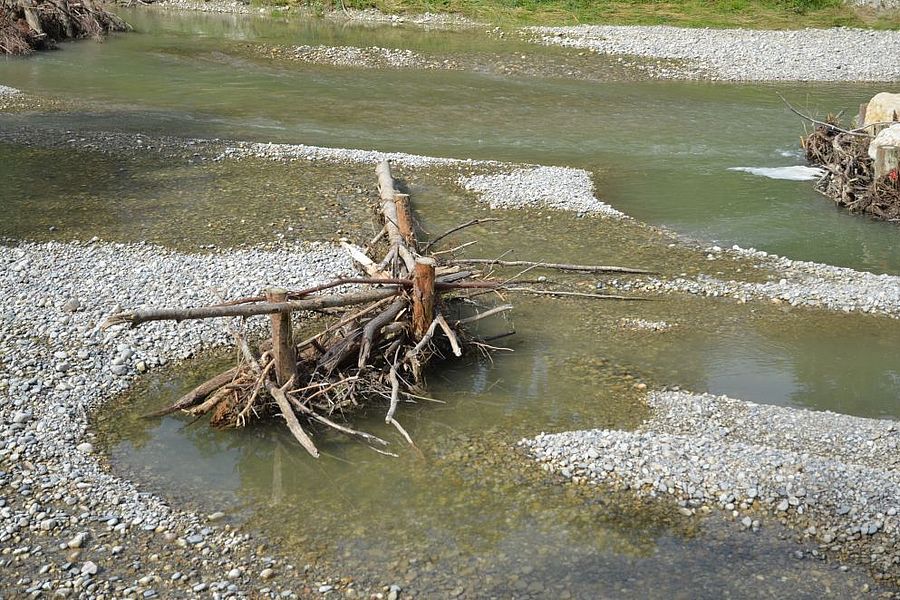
[263,0,900,29]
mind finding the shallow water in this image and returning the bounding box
[3,9,899,595]
[1,8,898,272]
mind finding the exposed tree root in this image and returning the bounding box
[1,0,128,55]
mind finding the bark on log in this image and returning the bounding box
[394,193,415,246]
[266,288,299,387]
[412,257,436,340]
[143,367,239,417]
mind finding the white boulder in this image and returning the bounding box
[864,92,900,127]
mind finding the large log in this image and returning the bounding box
[104,288,400,328]
[375,160,416,274]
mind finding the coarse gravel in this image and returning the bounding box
[154,0,254,14]
[0,85,20,96]
[0,239,358,597]
[528,25,900,81]
[458,166,624,216]
[620,244,900,318]
[521,390,900,587]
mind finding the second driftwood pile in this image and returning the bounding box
[797,102,900,222]
[0,0,127,55]
[105,161,650,457]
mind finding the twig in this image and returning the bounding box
[504,288,649,301]
[447,258,652,274]
[431,241,478,256]
[776,92,874,139]
[455,304,514,325]
[423,217,500,251]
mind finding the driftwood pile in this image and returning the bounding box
[0,0,127,55]
[796,104,900,222]
[104,161,650,457]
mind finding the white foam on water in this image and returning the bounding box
[728,165,825,181]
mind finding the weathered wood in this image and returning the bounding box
[266,288,299,387]
[340,241,389,278]
[412,257,436,340]
[858,103,868,129]
[375,160,416,274]
[268,378,319,458]
[143,367,239,417]
[357,299,406,369]
[103,288,400,328]
[20,1,44,35]
[435,313,462,357]
[874,145,900,180]
[447,258,652,275]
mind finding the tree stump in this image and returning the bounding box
[266,288,299,387]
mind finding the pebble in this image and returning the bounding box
[80,561,98,576]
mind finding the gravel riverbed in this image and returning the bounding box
[521,390,900,589]
[0,240,370,598]
[4,122,900,594]
[528,25,900,81]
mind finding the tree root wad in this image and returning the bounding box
[801,114,900,222]
[105,160,650,458]
[1,0,128,55]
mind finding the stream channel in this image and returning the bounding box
[2,8,899,598]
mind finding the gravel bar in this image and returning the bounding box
[0,240,359,597]
[224,141,624,216]
[521,390,900,587]
[528,26,900,81]
[622,244,900,318]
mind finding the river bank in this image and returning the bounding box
[173,2,900,81]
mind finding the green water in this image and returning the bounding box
[3,8,898,595]
[1,8,899,272]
